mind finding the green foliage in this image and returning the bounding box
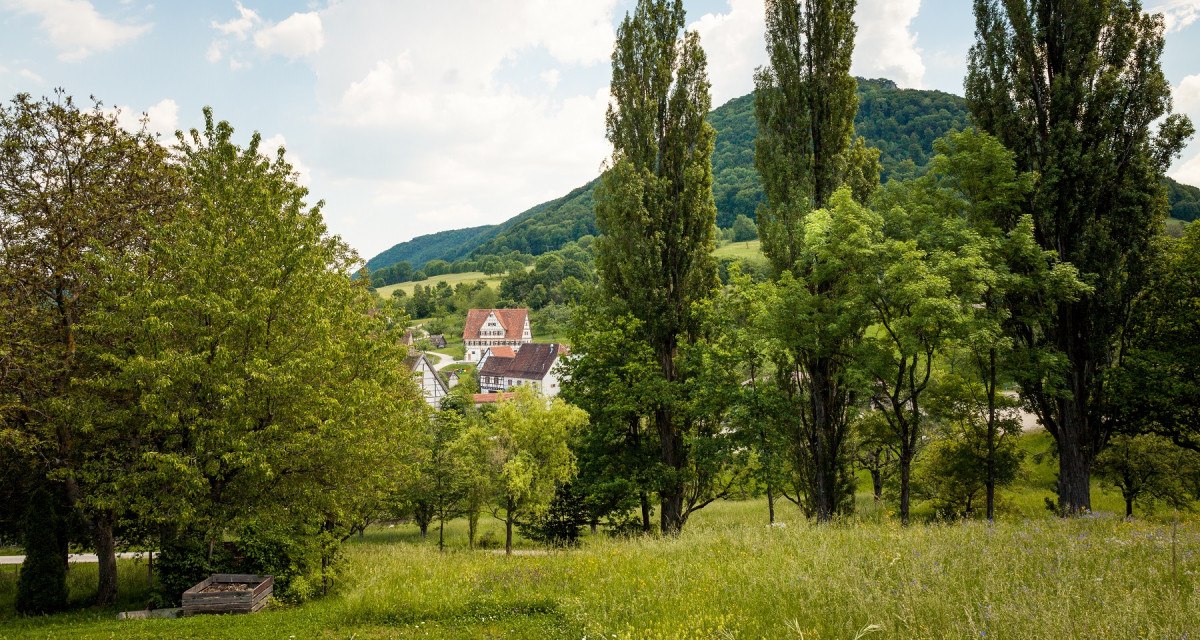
[82,109,425,602]
[15,488,67,615]
[595,0,720,534]
[0,90,180,604]
[1165,176,1200,221]
[967,0,1194,512]
[730,214,757,242]
[1095,434,1199,517]
[1114,221,1200,451]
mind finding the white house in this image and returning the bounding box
[405,351,448,407]
[463,308,532,363]
[477,343,567,397]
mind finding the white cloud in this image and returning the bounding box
[17,68,44,84]
[689,0,766,106]
[3,0,150,61]
[1151,0,1200,33]
[205,41,223,63]
[253,11,324,58]
[211,2,259,39]
[260,134,312,187]
[111,98,179,139]
[540,68,561,89]
[854,0,925,88]
[1168,74,1200,184]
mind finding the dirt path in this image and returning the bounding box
[0,551,152,566]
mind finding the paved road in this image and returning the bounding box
[0,551,151,566]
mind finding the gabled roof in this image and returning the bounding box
[473,392,517,404]
[463,308,529,340]
[486,346,516,358]
[478,343,562,380]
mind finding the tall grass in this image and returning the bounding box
[2,500,1194,639]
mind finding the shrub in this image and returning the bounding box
[15,488,68,614]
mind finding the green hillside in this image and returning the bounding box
[368,78,1195,272]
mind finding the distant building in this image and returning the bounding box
[477,343,567,397]
[463,308,532,363]
[472,391,517,407]
[405,351,448,407]
[428,334,447,349]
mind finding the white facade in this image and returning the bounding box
[409,353,448,407]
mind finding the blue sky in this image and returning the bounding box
[2,0,1199,260]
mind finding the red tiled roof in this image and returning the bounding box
[486,346,516,358]
[477,343,561,381]
[463,308,529,341]
[472,392,517,404]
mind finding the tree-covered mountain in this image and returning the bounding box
[368,78,1194,272]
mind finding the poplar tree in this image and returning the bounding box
[966,0,1193,513]
[595,0,719,535]
[752,0,873,521]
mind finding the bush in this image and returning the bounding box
[15,488,68,614]
[519,484,590,547]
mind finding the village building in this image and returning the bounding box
[405,351,448,407]
[428,334,447,349]
[472,391,517,407]
[477,342,567,397]
[462,308,532,363]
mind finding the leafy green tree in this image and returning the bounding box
[759,189,880,520]
[859,218,975,525]
[90,109,424,601]
[15,488,68,614]
[594,0,719,534]
[731,214,758,242]
[562,301,663,533]
[1095,435,1198,517]
[479,388,587,554]
[0,91,179,604]
[1114,221,1200,451]
[966,0,1194,513]
[752,0,879,522]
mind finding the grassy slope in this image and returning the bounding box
[714,239,763,260]
[375,272,504,298]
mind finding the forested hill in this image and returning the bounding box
[368,78,1197,272]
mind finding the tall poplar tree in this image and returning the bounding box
[966,0,1193,513]
[595,0,719,535]
[752,0,872,521]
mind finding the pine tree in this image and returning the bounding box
[15,488,68,614]
[595,0,719,535]
[966,0,1194,513]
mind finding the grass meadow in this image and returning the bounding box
[375,271,504,298]
[1,499,1195,639]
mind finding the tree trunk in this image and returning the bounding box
[505,497,514,556]
[1056,421,1092,515]
[438,517,445,552]
[1125,496,1134,518]
[656,406,686,535]
[766,483,776,524]
[639,492,651,533]
[871,468,883,503]
[985,478,996,523]
[468,508,478,550]
[93,513,118,605]
[898,453,913,526]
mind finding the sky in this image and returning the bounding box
[2,0,1199,261]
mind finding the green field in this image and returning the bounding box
[376,271,503,298]
[2,497,1194,639]
[714,239,763,260]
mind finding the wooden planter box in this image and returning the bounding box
[182,574,272,616]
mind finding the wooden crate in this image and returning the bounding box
[181,574,272,616]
